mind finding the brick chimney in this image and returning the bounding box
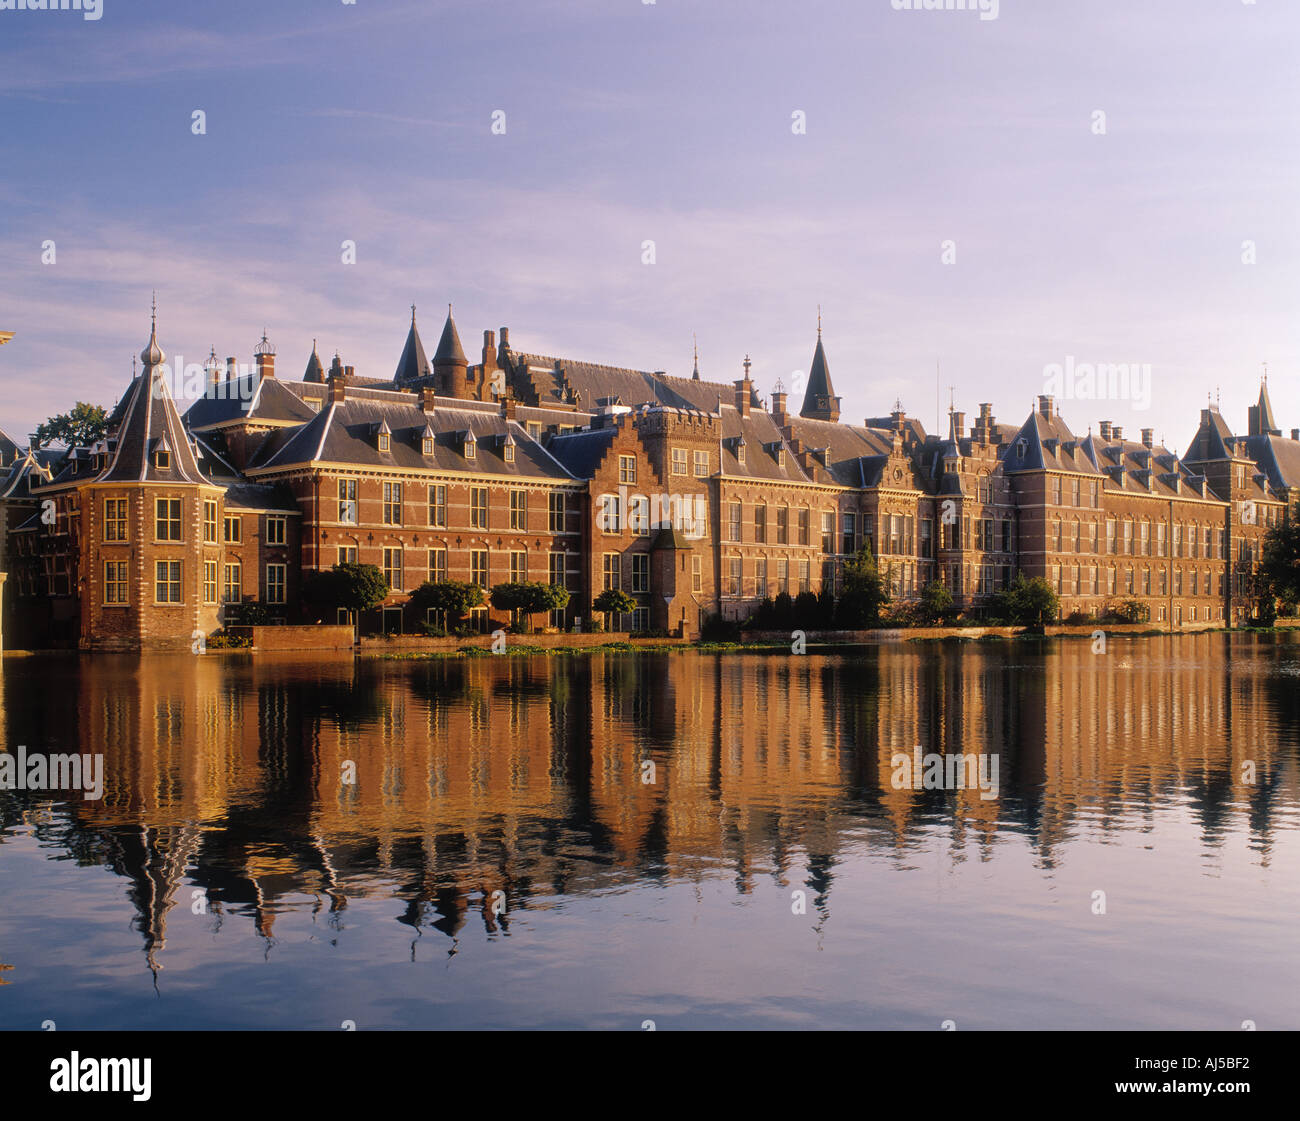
[1292,429,1299,441]
[226,357,237,381]
[1141,428,1153,448]
[1099,420,1111,440]
[950,411,966,440]
[1112,425,1123,441]
[770,388,788,426]
[254,331,276,380]
[501,394,517,420]
[421,387,436,413]
[1037,395,1054,418]
[329,373,346,404]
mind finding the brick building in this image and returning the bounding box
[3,305,1294,649]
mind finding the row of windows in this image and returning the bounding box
[669,449,712,477]
[103,560,286,606]
[1053,520,1229,559]
[369,548,577,593]
[1050,565,1226,597]
[343,480,569,532]
[104,498,285,545]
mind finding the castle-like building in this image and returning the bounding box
[1,305,1294,650]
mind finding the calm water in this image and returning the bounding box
[0,634,1297,1031]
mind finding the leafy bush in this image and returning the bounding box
[700,613,741,642]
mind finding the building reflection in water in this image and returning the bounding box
[0,634,1296,973]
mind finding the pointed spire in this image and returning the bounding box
[433,304,467,368]
[304,339,325,383]
[692,334,700,380]
[800,320,839,422]
[140,294,165,370]
[393,306,431,383]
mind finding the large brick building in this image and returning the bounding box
[2,305,1293,649]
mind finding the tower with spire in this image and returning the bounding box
[800,309,841,423]
[1248,376,1281,437]
[393,305,432,385]
[433,304,469,398]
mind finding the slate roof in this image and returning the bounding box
[784,414,912,488]
[513,351,761,415]
[0,449,55,499]
[303,343,325,384]
[185,375,321,430]
[246,397,573,480]
[433,309,467,368]
[1241,433,1300,493]
[1002,409,1101,474]
[799,335,837,417]
[98,369,207,485]
[393,313,432,383]
[0,427,23,465]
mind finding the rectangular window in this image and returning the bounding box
[471,549,488,588]
[203,560,218,604]
[337,545,357,564]
[428,548,447,583]
[797,507,810,546]
[105,497,129,542]
[728,502,742,543]
[155,498,182,542]
[266,563,287,604]
[671,448,687,476]
[599,493,621,534]
[842,512,857,556]
[755,504,768,544]
[224,514,242,543]
[382,547,403,592]
[632,553,650,593]
[510,489,527,531]
[776,558,788,594]
[693,450,709,477]
[265,516,286,546]
[382,482,403,526]
[630,494,650,536]
[1052,477,1062,505]
[619,455,637,485]
[727,556,741,596]
[203,500,218,543]
[821,511,835,553]
[1106,519,1116,554]
[631,607,649,633]
[692,555,703,593]
[756,557,768,597]
[155,560,182,604]
[510,550,527,582]
[1122,520,1133,555]
[798,559,810,594]
[776,506,789,545]
[338,479,357,524]
[104,560,129,605]
[471,487,488,529]
[603,553,621,591]
[223,562,241,603]
[429,485,447,527]
[548,491,565,532]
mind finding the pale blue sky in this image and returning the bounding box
[1,0,1296,451]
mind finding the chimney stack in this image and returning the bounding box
[421,387,436,413]
[329,372,346,403]
[950,411,966,440]
[1292,429,1299,441]
[1112,425,1123,441]
[254,331,276,380]
[226,357,237,382]
[1099,420,1111,440]
[344,365,355,379]
[770,388,788,426]
[1037,395,1054,418]
[1141,428,1153,448]
[501,394,517,419]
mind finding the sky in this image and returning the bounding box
[0,0,1297,453]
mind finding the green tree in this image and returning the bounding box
[490,581,570,631]
[303,563,389,634]
[835,546,890,627]
[992,574,1059,626]
[1260,506,1300,610]
[411,580,485,632]
[916,580,954,625]
[592,588,636,630]
[34,402,110,449]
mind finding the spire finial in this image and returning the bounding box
[151,290,157,331]
[692,333,700,379]
[411,304,417,325]
[448,302,453,317]
[817,304,822,337]
[743,354,752,379]
[1262,361,1268,384]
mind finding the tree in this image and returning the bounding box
[592,588,636,629]
[1260,506,1300,610]
[490,581,570,631]
[303,563,389,634]
[410,580,484,632]
[991,574,1059,626]
[34,402,109,449]
[916,580,954,625]
[835,546,890,627]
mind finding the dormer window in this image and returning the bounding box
[463,431,476,460]
[156,449,171,470]
[777,448,785,467]
[504,442,515,464]
[377,433,390,452]
[737,440,746,465]
[421,425,435,457]
[1016,438,1027,458]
